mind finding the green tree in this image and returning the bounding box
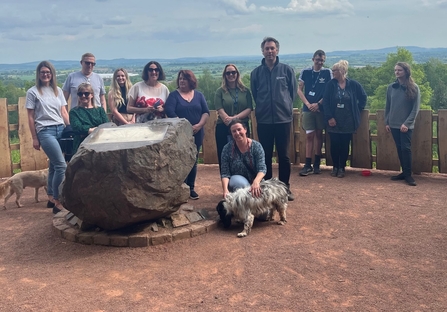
[422,59,447,111]
[369,48,432,112]
[197,69,220,110]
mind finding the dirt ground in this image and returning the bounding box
[1,164,447,312]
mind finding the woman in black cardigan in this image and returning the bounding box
[323,60,367,178]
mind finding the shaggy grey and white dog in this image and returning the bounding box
[216,178,288,237]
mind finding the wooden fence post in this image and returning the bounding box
[438,110,447,173]
[202,111,218,164]
[375,110,400,171]
[18,97,48,171]
[0,98,13,178]
[412,110,433,174]
[351,109,372,169]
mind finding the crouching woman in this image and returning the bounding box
[220,119,266,199]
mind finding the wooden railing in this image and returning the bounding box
[1,97,447,178]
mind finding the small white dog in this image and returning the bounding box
[216,178,288,237]
[0,169,48,209]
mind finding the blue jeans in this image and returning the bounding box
[37,125,67,200]
[391,128,413,176]
[228,175,250,192]
[185,144,201,191]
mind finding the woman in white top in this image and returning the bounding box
[26,61,69,213]
[127,61,169,123]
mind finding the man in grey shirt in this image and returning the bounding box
[250,37,297,201]
[63,52,106,111]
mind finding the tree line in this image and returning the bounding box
[2,48,447,126]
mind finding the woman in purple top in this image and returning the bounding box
[164,70,210,200]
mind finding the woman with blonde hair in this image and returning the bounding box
[214,64,253,170]
[26,60,69,213]
[108,68,134,125]
[385,62,420,186]
[70,83,109,154]
[323,60,367,178]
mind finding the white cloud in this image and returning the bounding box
[220,0,256,14]
[260,0,354,14]
[0,0,446,64]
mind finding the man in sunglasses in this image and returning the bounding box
[62,52,106,111]
[297,50,332,176]
[250,37,297,201]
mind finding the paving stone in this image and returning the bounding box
[185,211,203,223]
[179,203,194,211]
[53,210,69,219]
[202,220,219,232]
[189,223,207,237]
[171,214,190,228]
[172,227,191,241]
[197,209,215,220]
[151,233,172,245]
[53,218,66,227]
[76,232,94,245]
[53,225,63,237]
[129,234,149,247]
[68,216,79,226]
[110,235,129,247]
[55,223,70,234]
[93,233,110,246]
[63,228,79,242]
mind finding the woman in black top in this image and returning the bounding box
[323,60,367,178]
[108,68,134,125]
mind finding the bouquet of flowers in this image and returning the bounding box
[135,96,166,123]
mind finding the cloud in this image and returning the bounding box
[220,0,256,14]
[260,0,354,15]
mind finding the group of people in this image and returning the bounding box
[298,51,420,186]
[26,53,211,212]
[25,37,421,214]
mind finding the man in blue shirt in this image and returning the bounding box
[297,50,332,176]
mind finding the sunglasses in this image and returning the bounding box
[84,61,96,66]
[225,71,237,76]
[148,68,160,73]
[77,92,91,97]
[39,71,51,75]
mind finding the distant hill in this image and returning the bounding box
[1,46,447,72]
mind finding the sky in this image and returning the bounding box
[0,0,446,64]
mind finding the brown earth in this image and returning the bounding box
[1,164,447,312]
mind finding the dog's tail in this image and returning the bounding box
[0,179,11,199]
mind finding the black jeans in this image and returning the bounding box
[328,132,352,169]
[257,122,291,185]
[391,128,413,176]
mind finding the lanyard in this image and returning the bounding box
[337,84,346,102]
[311,70,321,90]
[229,88,239,113]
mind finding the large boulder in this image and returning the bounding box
[61,118,196,230]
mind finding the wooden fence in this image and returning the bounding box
[1,97,447,178]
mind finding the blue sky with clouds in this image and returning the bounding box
[0,0,446,64]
